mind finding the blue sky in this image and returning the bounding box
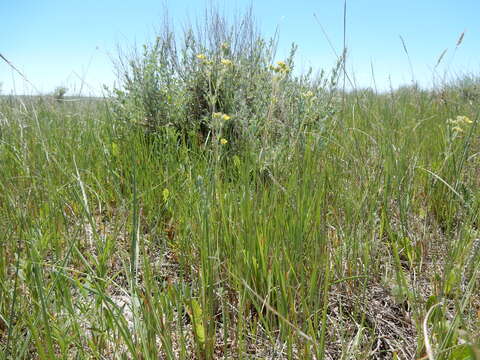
[1,0,479,95]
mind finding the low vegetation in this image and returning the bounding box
[0,8,479,360]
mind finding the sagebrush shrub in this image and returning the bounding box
[110,7,341,158]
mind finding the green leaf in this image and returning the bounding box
[190,299,205,346]
[448,344,475,360]
[111,142,119,157]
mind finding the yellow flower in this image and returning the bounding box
[220,138,228,145]
[452,126,464,133]
[277,61,290,71]
[270,61,290,74]
[212,112,231,121]
[448,115,473,126]
[221,58,233,66]
[196,53,206,60]
[457,115,472,124]
[303,90,315,98]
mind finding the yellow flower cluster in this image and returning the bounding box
[220,138,228,145]
[303,90,315,98]
[196,53,233,67]
[269,61,290,74]
[212,112,231,121]
[447,115,473,125]
[195,53,213,65]
[447,115,473,133]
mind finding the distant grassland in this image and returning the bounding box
[0,8,479,360]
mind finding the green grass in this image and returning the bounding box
[1,10,480,360]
